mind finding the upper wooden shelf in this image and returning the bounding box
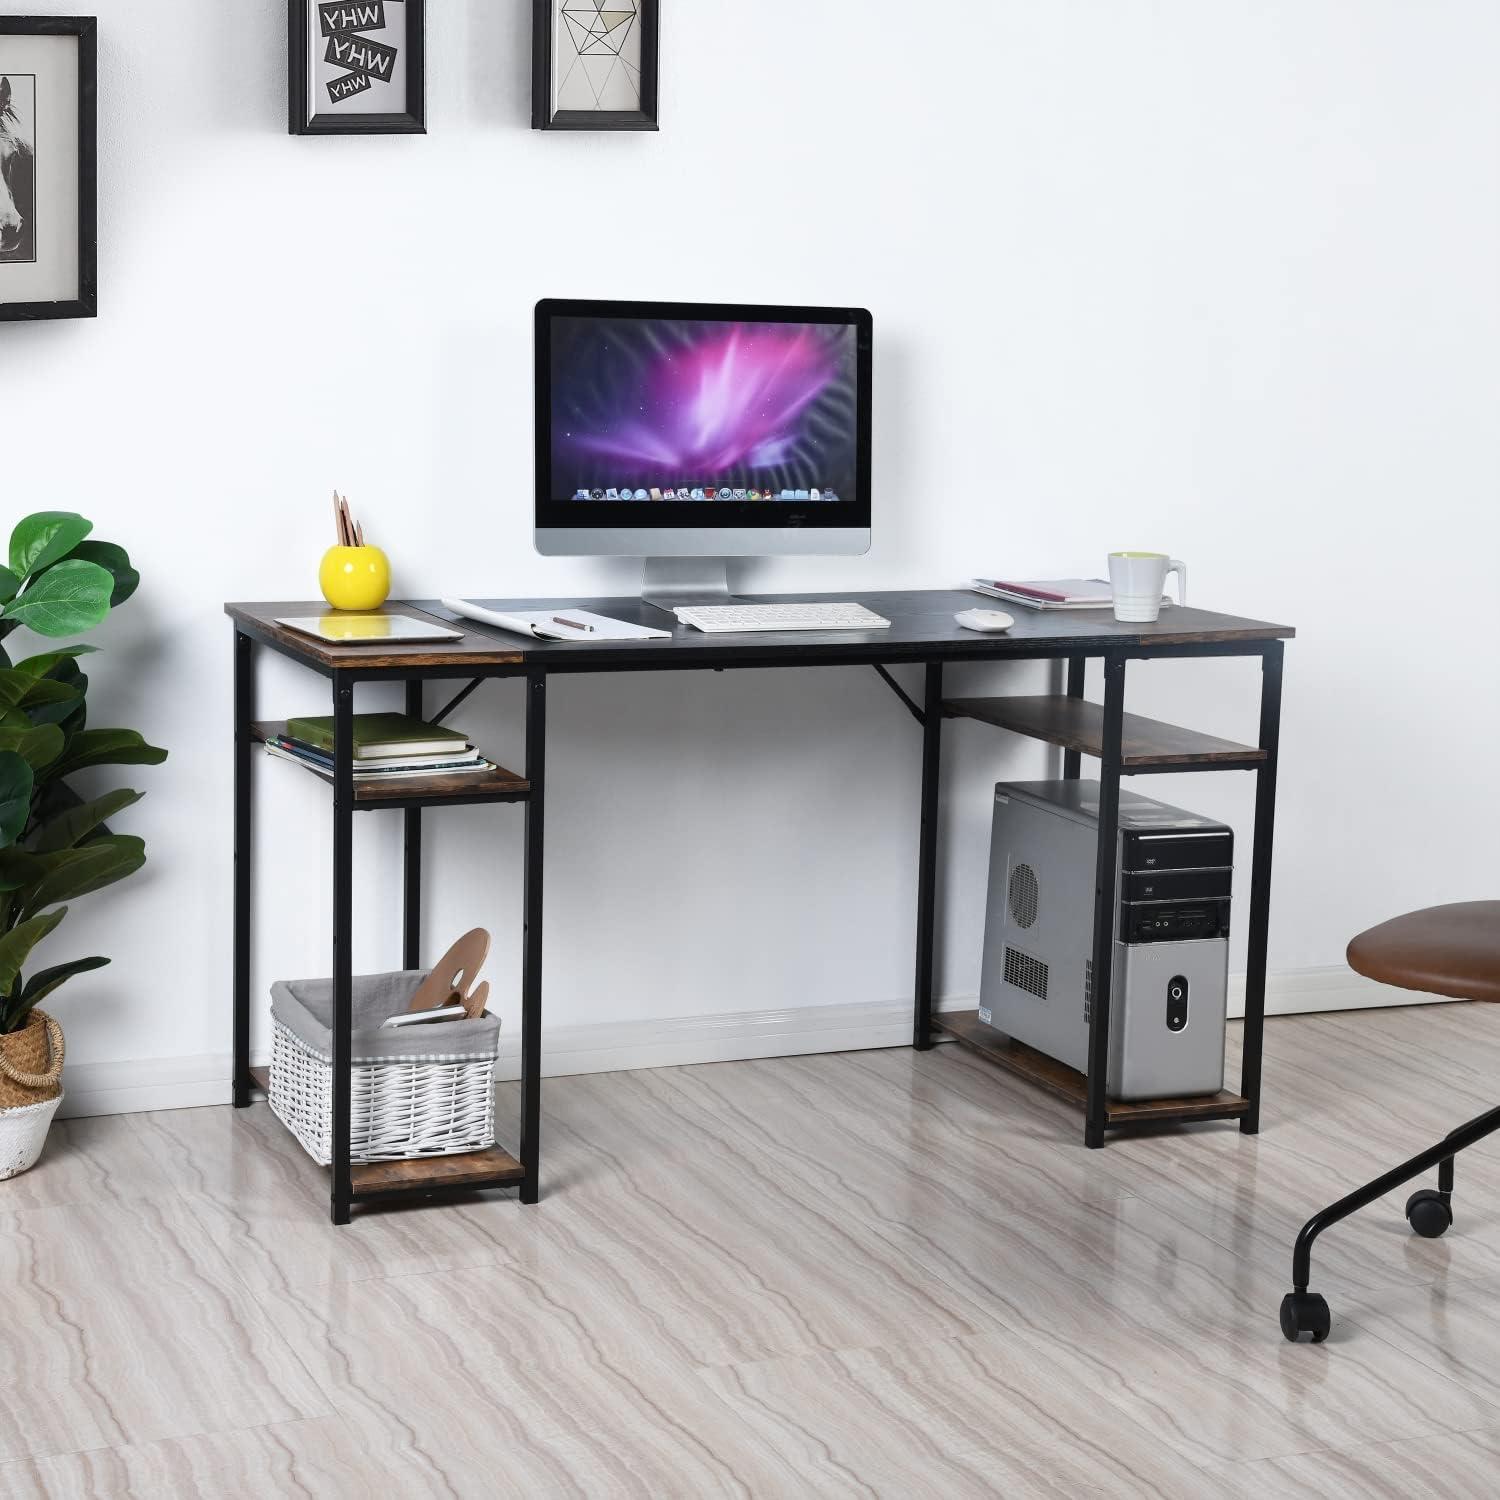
[943,695,1265,769]
[252,722,529,806]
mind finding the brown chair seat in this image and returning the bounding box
[1347,902,1500,1003]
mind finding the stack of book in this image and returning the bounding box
[266,713,495,783]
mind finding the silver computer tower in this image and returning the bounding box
[978,781,1232,1100]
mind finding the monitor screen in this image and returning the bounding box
[535,300,872,536]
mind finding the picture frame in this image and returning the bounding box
[532,0,659,132]
[288,0,425,136]
[0,16,96,323]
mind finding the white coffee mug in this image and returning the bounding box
[1108,552,1187,623]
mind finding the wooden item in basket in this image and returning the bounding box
[406,928,491,1019]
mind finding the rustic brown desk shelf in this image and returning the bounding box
[943,695,1266,771]
[252,722,530,806]
[933,1012,1251,1126]
[245,1066,524,1199]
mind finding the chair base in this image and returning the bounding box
[1281,1101,1500,1342]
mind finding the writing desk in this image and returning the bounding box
[226,590,1293,1223]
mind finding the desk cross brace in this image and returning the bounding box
[432,677,483,726]
[872,665,925,726]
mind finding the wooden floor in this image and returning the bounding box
[6,1005,1500,1497]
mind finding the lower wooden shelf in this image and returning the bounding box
[933,1010,1250,1127]
[350,1149,525,1198]
[244,1065,525,1198]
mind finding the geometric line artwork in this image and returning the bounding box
[554,0,641,112]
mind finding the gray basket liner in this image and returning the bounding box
[271,970,501,1065]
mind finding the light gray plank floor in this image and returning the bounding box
[5,1005,1500,1497]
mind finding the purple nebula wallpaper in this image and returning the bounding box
[550,317,859,501]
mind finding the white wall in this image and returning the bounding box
[6,2,1498,1098]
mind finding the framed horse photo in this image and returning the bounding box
[288,0,425,136]
[0,17,97,322]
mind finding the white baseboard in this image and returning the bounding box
[1225,966,1453,1019]
[56,1055,234,1120]
[53,965,1450,1119]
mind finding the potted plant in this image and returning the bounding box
[0,512,165,1179]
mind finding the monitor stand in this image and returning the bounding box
[640,558,735,614]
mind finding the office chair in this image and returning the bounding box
[1281,901,1500,1342]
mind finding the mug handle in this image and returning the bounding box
[1165,560,1187,606]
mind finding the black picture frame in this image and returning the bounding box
[0,16,96,323]
[532,0,659,131]
[288,0,425,136]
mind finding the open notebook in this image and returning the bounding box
[441,599,671,642]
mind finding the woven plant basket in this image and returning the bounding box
[0,1009,64,1110]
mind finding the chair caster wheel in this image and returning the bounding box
[1280,1290,1331,1343]
[1406,1188,1453,1239]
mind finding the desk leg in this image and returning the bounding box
[1063,656,1085,781]
[232,631,254,1109]
[520,670,547,1204]
[913,662,943,1050]
[330,675,355,1226]
[1085,654,1126,1149]
[1240,642,1283,1135]
[403,681,422,970]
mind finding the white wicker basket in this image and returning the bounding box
[268,971,498,1165]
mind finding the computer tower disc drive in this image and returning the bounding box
[978,781,1232,1100]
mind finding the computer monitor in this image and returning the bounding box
[535,298,873,608]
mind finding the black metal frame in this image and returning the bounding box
[231,631,543,1223]
[288,0,427,137]
[531,0,660,131]
[904,639,1285,1146]
[0,16,97,322]
[231,617,1286,1223]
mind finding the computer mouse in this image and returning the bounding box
[955,608,1016,633]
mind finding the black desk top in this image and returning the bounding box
[226,592,1294,675]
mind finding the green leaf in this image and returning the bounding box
[0,671,33,713]
[26,658,86,730]
[31,788,142,854]
[0,723,64,771]
[0,568,20,608]
[69,541,139,608]
[19,678,82,710]
[0,751,32,850]
[0,668,74,714]
[0,908,66,993]
[9,513,93,580]
[49,728,166,780]
[3,560,113,638]
[20,956,109,1009]
[19,836,145,918]
[14,646,98,677]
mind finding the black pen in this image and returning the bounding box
[553,616,594,633]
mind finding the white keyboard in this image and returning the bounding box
[674,602,892,634]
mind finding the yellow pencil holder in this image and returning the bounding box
[319,545,391,612]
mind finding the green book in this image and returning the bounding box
[284,713,468,761]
